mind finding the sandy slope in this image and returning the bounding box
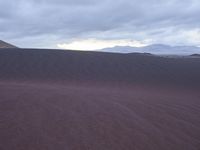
[0,49,200,150]
[0,48,200,88]
[0,81,200,150]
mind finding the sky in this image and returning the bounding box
[0,0,200,50]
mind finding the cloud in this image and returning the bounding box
[57,38,150,50]
[0,0,200,50]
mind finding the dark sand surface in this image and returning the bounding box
[0,49,200,150]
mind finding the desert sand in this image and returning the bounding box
[0,48,200,150]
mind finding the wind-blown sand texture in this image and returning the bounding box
[0,48,200,150]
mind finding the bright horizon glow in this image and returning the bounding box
[57,39,150,51]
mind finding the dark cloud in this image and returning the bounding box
[0,0,200,48]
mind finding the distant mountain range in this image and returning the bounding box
[0,40,18,48]
[99,44,200,55]
[0,40,200,55]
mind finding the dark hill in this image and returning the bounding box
[190,54,200,57]
[0,40,18,48]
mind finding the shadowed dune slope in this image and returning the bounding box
[0,48,200,88]
[0,48,200,150]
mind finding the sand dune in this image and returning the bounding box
[0,48,200,150]
[0,48,200,88]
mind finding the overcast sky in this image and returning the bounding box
[0,0,200,50]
